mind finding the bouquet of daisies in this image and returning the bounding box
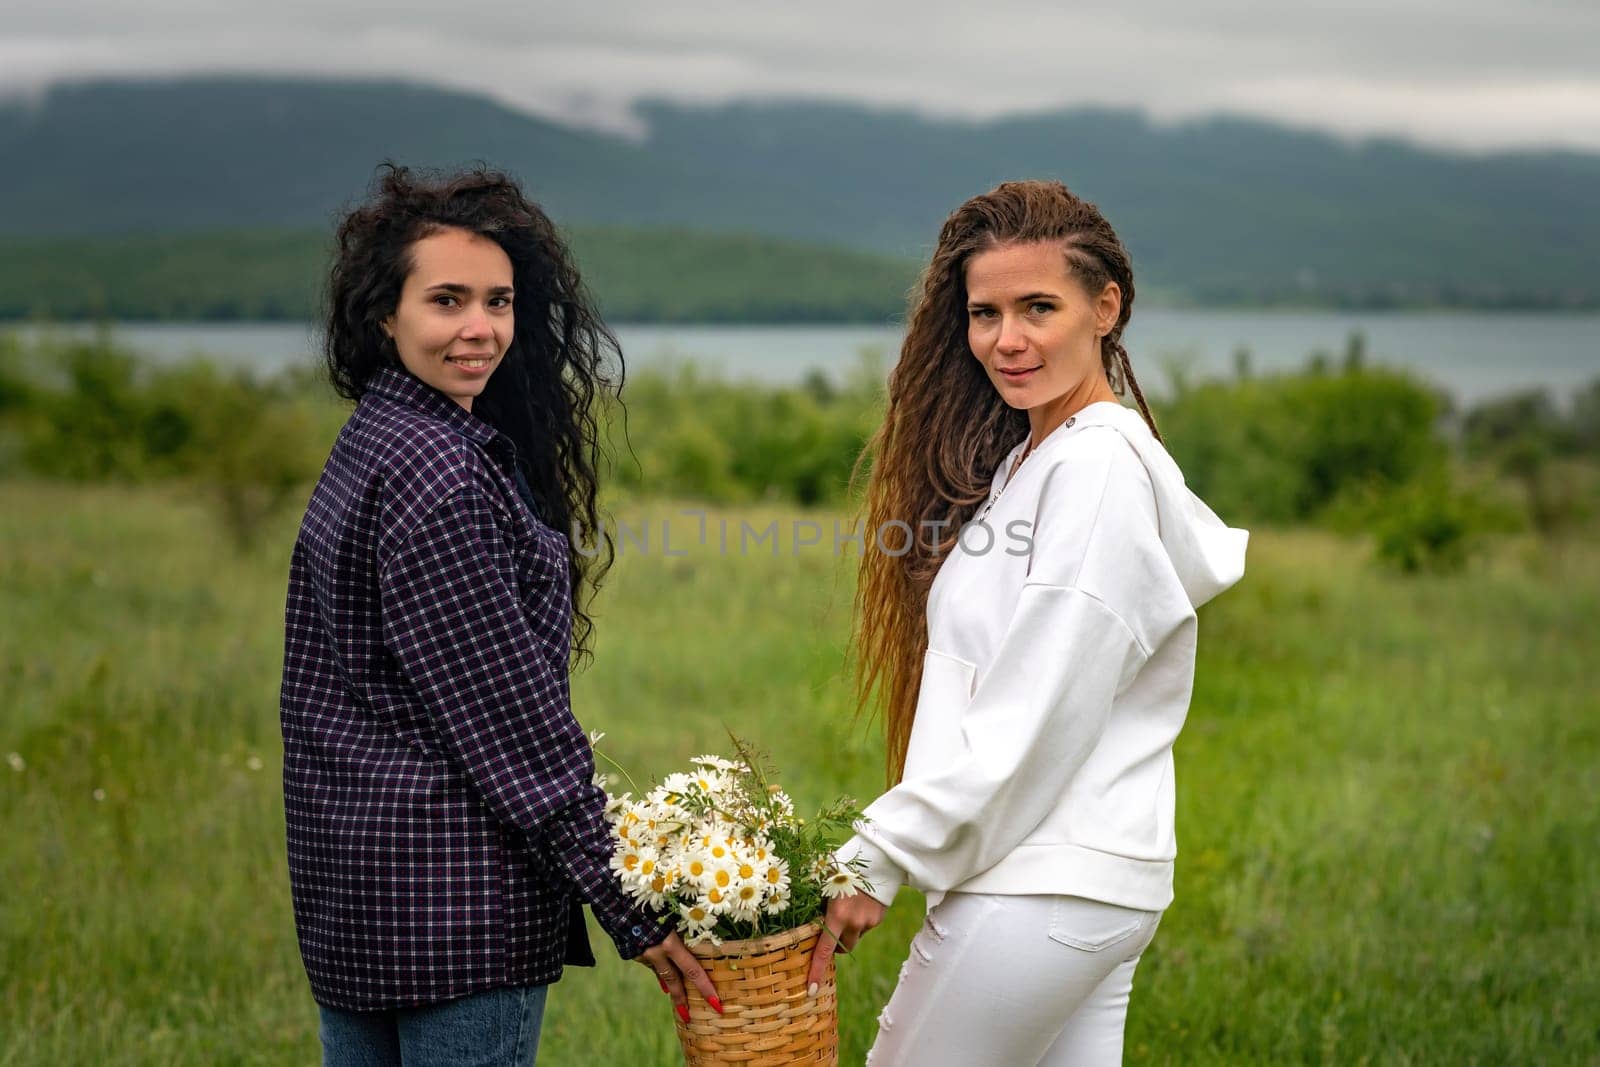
[593,734,870,946]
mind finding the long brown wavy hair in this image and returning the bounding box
[853,179,1162,783]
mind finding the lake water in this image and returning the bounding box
[8,311,1598,408]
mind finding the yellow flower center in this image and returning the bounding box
[714,870,731,888]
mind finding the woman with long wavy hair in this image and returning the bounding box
[280,165,717,1065]
[807,180,1248,1064]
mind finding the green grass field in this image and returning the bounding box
[2,481,1596,1064]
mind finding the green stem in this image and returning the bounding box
[593,747,643,797]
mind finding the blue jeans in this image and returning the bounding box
[319,985,548,1067]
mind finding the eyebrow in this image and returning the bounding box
[423,283,515,296]
[967,291,1062,306]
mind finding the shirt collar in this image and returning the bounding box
[366,364,504,452]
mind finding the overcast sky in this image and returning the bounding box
[3,1,1598,152]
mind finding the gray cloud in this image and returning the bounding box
[2,1,1597,151]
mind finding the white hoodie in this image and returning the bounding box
[837,400,1248,912]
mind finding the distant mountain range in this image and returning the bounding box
[4,76,1599,309]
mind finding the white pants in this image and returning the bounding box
[866,893,1163,1066]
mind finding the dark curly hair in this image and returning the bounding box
[324,162,620,662]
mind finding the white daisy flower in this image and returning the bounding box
[656,772,695,802]
[729,880,763,921]
[703,834,734,864]
[608,842,649,886]
[704,858,738,898]
[636,867,676,910]
[688,770,728,798]
[763,885,791,915]
[679,848,714,891]
[689,754,744,773]
[703,884,734,915]
[680,899,718,941]
[820,864,866,900]
[732,854,760,888]
[761,856,791,898]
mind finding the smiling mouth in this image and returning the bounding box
[446,356,494,369]
[997,366,1042,379]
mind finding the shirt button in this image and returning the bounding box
[630,925,643,937]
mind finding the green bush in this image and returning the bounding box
[1157,363,1447,524]
[3,335,338,547]
[6,332,1584,563]
[1457,380,1600,534]
[603,360,881,506]
[1369,474,1523,573]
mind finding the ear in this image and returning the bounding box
[380,315,394,340]
[1095,282,1122,337]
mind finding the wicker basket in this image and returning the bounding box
[674,920,838,1065]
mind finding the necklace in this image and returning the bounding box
[976,415,1074,523]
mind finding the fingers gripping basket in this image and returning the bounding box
[675,921,838,1065]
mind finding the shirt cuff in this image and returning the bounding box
[835,833,905,907]
[601,902,677,961]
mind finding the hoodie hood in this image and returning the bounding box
[1067,401,1248,609]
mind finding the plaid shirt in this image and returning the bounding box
[279,365,669,1010]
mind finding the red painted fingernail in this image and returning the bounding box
[709,996,723,1014]
[675,1003,690,1024]
[658,978,667,994]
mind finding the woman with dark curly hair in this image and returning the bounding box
[807,180,1247,1064]
[279,165,717,1065]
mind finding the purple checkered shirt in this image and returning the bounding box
[279,365,669,1010]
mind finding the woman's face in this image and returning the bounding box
[382,226,515,411]
[964,240,1120,419]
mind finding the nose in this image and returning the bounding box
[459,306,492,340]
[996,314,1027,355]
